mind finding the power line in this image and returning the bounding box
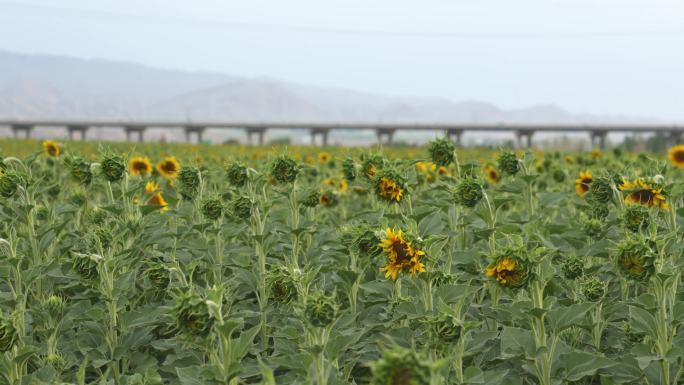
[1,1,684,39]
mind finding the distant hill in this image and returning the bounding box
[0,50,660,145]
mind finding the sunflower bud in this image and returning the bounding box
[172,291,215,338]
[453,178,483,208]
[427,313,462,343]
[70,192,87,206]
[304,293,336,327]
[587,176,612,204]
[562,255,585,279]
[301,188,320,208]
[350,226,382,258]
[268,267,298,304]
[428,138,455,167]
[178,166,201,200]
[47,184,60,198]
[270,155,299,184]
[374,170,407,203]
[342,157,357,181]
[623,204,649,232]
[582,216,603,237]
[66,156,93,185]
[552,169,566,183]
[498,151,519,176]
[201,198,225,221]
[319,189,339,207]
[46,353,66,370]
[72,253,101,281]
[36,206,49,221]
[484,252,531,289]
[370,349,431,385]
[225,162,248,187]
[144,257,170,293]
[232,195,252,220]
[94,227,113,249]
[100,154,126,182]
[89,208,108,225]
[0,314,17,352]
[361,155,384,180]
[0,170,23,198]
[580,276,606,301]
[615,238,655,281]
[43,295,66,319]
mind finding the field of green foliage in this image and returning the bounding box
[1,138,684,385]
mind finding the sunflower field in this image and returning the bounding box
[1,137,684,385]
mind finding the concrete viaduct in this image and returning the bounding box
[1,119,683,148]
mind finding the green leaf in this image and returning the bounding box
[464,366,485,384]
[548,302,594,331]
[629,306,658,339]
[561,352,617,381]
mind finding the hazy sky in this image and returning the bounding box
[1,0,684,120]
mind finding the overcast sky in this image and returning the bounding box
[1,0,683,120]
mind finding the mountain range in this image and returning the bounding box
[0,50,660,144]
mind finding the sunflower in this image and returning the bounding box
[415,162,436,173]
[318,152,331,163]
[591,148,601,159]
[129,156,152,176]
[323,178,336,187]
[339,179,348,193]
[378,177,404,202]
[42,140,60,157]
[667,145,684,168]
[157,157,180,179]
[575,171,593,196]
[485,165,500,184]
[620,178,668,209]
[147,192,169,212]
[437,166,449,176]
[145,181,158,194]
[379,227,426,280]
[484,256,529,288]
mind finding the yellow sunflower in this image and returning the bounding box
[147,191,169,212]
[591,148,601,159]
[318,152,332,163]
[323,178,336,187]
[575,171,593,196]
[667,145,684,168]
[145,181,158,193]
[485,165,500,184]
[379,227,426,280]
[129,156,152,177]
[378,177,404,202]
[339,179,348,193]
[484,256,528,287]
[365,163,377,179]
[42,140,60,157]
[620,178,668,209]
[157,157,180,179]
[437,166,449,176]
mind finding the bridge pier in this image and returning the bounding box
[184,126,205,144]
[246,128,266,145]
[124,126,146,143]
[445,129,464,145]
[515,130,534,149]
[67,125,89,141]
[12,124,33,139]
[310,128,330,146]
[590,130,608,149]
[376,128,396,146]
